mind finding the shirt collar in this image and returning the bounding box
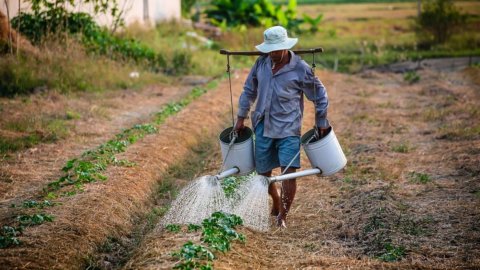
[271,50,299,77]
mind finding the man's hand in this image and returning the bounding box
[315,126,330,139]
[234,117,245,133]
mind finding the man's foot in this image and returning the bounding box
[276,215,287,228]
[270,208,279,216]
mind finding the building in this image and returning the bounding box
[0,0,181,27]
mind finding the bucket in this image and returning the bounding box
[301,127,347,176]
[219,127,255,176]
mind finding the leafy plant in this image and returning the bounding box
[172,212,244,269]
[378,243,406,262]
[188,224,202,232]
[17,213,54,226]
[302,13,323,33]
[205,0,303,31]
[46,124,157,193]
[0,226,22,249]
[172,242,214,270]
[10,200,54,209]
[221,174,251,198]
[166,224,182,233]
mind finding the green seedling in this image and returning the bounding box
[166,224,181,233]
[172,212,244,269]
[188,224,202,232]
[0,226,22,248]
[17,213,54,226]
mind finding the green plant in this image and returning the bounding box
[302,13,323,33]
[221,174,252,198]
[0,226,22,249]
[408,171,431,184]
[46,124,157,193]
[416,0,467,45]
[391,142,410,153]
[10,200,54,208]
[172,212,245,269]
[205,0,303,31]
[166,224,182,233]
[173,242,214,270]
[378,243,406,262]
[0,59,46,97]
[188,224,202,232]
[201,212,245,253]
[403,71,420,84]
[17,213,54,226]
[181,0,197,18]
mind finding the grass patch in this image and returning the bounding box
[391,142,411,153]
[0,134,43,154]
[403,71,420,84]
[408,171,431,184]
[0,43,163,97]
[377,243,406,262]
[0,114,74,154]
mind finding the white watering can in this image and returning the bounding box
[215,126,347,183]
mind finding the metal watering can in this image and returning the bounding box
[215,126,347,183]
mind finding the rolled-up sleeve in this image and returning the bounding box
[237,61,259,118]
[302,68,329,128]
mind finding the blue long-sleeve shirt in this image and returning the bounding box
[237,51,329,139]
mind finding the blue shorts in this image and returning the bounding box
[254,120,301,174]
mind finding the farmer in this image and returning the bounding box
[234,25,330,228]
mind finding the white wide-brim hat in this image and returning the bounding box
[255,26,298,53]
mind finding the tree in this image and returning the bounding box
[416,0,466,44]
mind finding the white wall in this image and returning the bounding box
[1,0,181,27]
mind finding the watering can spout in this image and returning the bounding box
[214,167,240,181]
[268,168,322,183]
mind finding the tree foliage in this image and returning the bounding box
[416,0,466,44]
[204,0,303,31]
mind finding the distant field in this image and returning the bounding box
[299,1,480,20]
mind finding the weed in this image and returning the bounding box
[403,71,420,84]
[65,110,81,120]
[391,142,410,153]
[364,209,386,233]
[408,171,431,184]
[377,243,406,262]
[166,224,182,233]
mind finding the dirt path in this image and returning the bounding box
[123,68,480,269]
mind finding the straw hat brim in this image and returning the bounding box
[255,38,298,53]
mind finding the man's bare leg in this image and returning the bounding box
[260,171,281,216]
[277,167,297,226]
